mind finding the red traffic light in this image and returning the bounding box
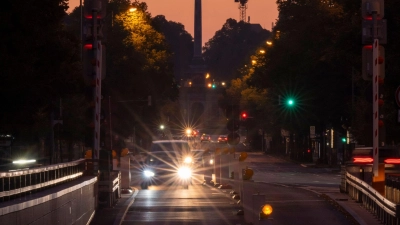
[241,112,247,119]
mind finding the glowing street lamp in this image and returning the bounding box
[129,7,137,13]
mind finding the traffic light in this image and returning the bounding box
[286,98,295,106]
[341,137,346,143]
[241,112,247,120]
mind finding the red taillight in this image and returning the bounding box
[384,158,400,164]
[307,149,311,153]
[353,157,373,163]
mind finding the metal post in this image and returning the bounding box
[91,8,98,165]
[80,0,82,60]
[372,11,379,177]
[109,96,112,151]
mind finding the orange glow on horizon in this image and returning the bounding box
[68,0,279,47]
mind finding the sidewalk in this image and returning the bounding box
[282,154,381,225]
[322,191,381,225]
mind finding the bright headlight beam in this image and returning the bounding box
[178,167,192,179]
[184,156,193,164]
[144,170,155,177]
[12,159,36,164]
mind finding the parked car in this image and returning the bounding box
[200,134,211,142]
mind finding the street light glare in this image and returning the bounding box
[129,7,137,12]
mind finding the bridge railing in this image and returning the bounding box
[0,159,86,202]
[344,170,400,225]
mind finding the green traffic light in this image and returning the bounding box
[287,99,294,106]
[342,137,346,143]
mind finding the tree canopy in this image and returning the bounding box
[236,0,400,146]
[203,19,271,82]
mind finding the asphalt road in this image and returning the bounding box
[126,151,359,225]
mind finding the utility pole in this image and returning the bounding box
[83,0,107,173]
[361,0,386,179]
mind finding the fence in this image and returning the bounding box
[344,169,400,224]
[0,159,86,202]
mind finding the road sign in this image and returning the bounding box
[395,86,400,107]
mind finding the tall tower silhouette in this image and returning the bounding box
[187,0,207,82]
[193,0,203,64]
[179,0,220,130]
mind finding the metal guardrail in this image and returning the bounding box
[0,159,86,202]
[345,171,400,224]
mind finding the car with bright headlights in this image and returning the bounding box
[188,149,214,183]
[141,150,193,189]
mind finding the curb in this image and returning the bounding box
[113,187,138,225]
